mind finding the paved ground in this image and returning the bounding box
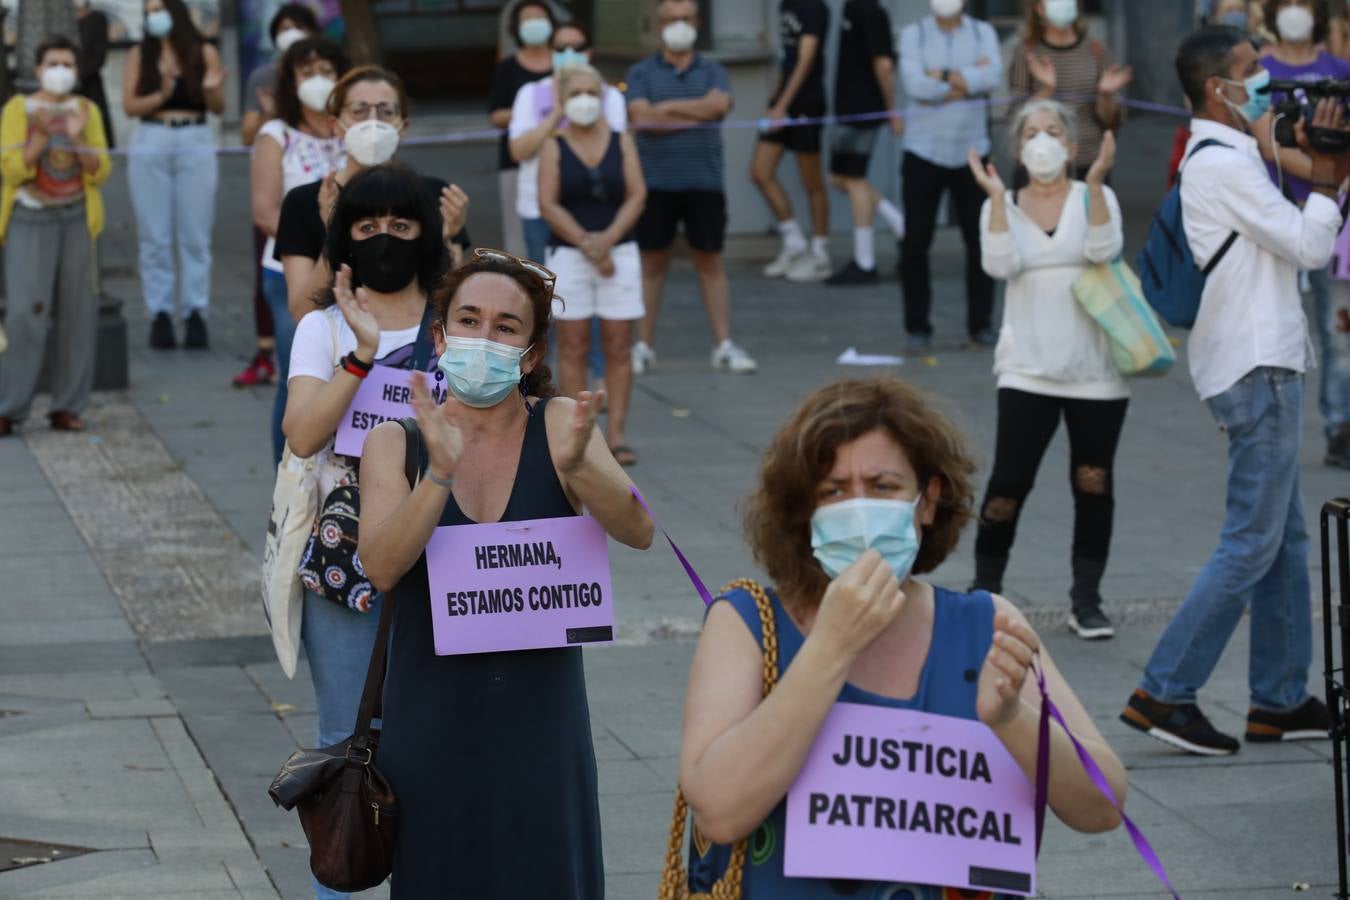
[0,110,1347,898]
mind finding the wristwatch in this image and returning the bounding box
[941,69,951,82]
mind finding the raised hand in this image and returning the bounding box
[332,264,380,356]
[1085,129,1115,186]
[1097,63,1133,96]
[64,100,90,141]
[810,550,907,664]
[1025,50,1057,94]
[968,147,1006,198]
[558,390,602,474]
[202,66,227,92]
[411,371,463,481]
[976,611,1041,729]
[439,184,470,245]
[317,171,339,227]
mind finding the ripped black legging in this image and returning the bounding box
[974,388,1130,563]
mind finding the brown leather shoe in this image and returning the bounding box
[49,411,85,432]
[0,416,12,437]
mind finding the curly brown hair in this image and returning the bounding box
[429,254,558,399]
[744,378,977,610]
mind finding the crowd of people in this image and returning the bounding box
[0,0,1345,896]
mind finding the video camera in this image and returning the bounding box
[1264,78,1350,153]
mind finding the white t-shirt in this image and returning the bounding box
[980,182,1129,401]
[289,306,426,494]
[258,119,345,273]
[508,77,627,220]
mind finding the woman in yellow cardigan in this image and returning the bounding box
[0,34,111,437]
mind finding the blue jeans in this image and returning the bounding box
[300,588,383,900]
[527,218,605,378]
[1314,270,1350,437]
[264,270,294,465]
[127,123,218,316]
[1140,367,1313,711]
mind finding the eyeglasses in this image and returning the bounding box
[553,43,588,52]
[343,102,401,122]
[473,248,557,292]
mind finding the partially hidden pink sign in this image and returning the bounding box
[784,702,1036,896]
[334,367,444,457]
[425,515,615,655]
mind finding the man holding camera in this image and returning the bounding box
[1122,25,1343,756]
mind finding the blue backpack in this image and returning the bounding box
[1136,139,1239,328]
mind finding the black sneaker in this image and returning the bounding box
[150,312,176,350]
[968,328,999,348]
[825,261,879,286]
[1326,426,1350,469]
[1247,697,1331,743]
[185,311,209,349]
[1120,690,1240,756]
[1068,605,1115,640]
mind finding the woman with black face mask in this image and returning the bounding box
[278,166,446,900]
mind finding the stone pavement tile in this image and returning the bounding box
[0,616,136,647]
[0,641,144,677]
[244,660,318,716]
[83,697,178,719]
[606,872,659,899]
[598,791,672,883]
[142,635,277,670]
[598,758,671,796]
[155,664,270,716]
[0,849,159,898]
[0,554,115,609]
[255,845,389,900]
[0,671,143,704]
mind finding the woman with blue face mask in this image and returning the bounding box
[355,251,654,897]
[280,163,448,900]
[678,377,1126,897]
[123,0,224,352]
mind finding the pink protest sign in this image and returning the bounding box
[784,702,1036,896]
[333,367,442,457]
[425,515,615,655]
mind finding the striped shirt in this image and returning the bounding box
[1008,34,1119,171]
[624,53,731,193]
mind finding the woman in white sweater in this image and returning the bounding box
[967,98,1126,641]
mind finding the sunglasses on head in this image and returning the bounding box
[473,248,557,292]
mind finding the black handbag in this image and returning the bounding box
[268,418,423,891]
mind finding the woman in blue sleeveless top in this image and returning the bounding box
[356,251,654,898]
[681,377,1127,897]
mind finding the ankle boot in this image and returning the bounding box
[1069,557,1108,611]
[970,554,1008,595]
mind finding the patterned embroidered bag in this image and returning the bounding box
[296,485,377,612]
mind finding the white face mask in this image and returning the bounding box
[518,17,552,47]
[564,93,602,127]
[297,75,335,113]
[275,27,307,53]
[1043,0,1078,27]
[40,64,76,96]
[931,0,963,18]
[343,118,400,166]
[661,21,697,52]
[1021,131,1069,183]
[1276,5,1315,42]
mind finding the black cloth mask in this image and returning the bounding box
[350,233,420,294]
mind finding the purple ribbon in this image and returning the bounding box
[633,484,1182,897]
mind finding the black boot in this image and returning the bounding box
[1068,557,1114,640]
[970,554,1008,595]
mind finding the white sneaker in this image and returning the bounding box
[785,250,832,283]
[711,340,757,374]
[631,340,656,375]
[764,246,805,278]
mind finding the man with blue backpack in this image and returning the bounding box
[1123,25,1349,756]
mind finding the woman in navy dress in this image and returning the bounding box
[357,250,654,898]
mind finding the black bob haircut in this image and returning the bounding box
[509,0,557,47]
[35,34,79,69]
[271,3,319,41]
[1177,25,1254,111]
[321,164,449,304]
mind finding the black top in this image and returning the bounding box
[548,132,630,249]
[834,0,895,120]
[379,398,604,899]
[776,0,829,115]
[76,10,114,148]
[274,173,470,263]
[146,73,207,119]
[488,55,551,171]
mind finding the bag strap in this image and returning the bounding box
[1178,139,1239,276]
[410,304,438,372]
[659,579,779,900]
[346,418,424,759]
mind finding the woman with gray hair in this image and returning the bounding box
[966,98,1127,641]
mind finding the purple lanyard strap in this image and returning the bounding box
[631,485,1183,898]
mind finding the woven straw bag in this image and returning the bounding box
[658,579,780,900]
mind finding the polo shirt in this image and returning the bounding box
[625,52,731,193]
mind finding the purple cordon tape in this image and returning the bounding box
[631,483,1184,898]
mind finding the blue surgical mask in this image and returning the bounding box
[519,17,552,47]
[1220,68,1271,123]
[553,48,587,72]
[437,336,531,409]
[145,9,173,37]
[1219,10,1250,28]
[810,498,922,582]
